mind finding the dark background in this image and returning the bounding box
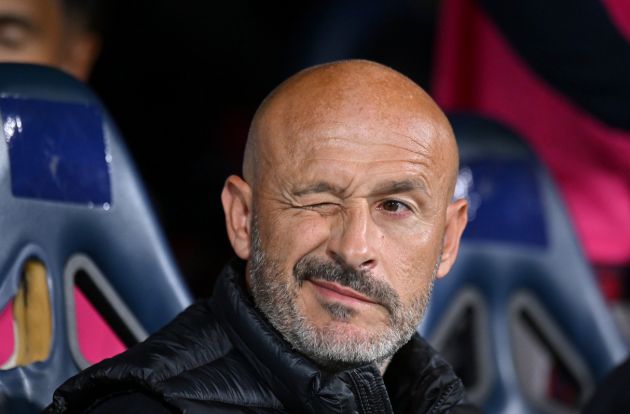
[88,0,440,297]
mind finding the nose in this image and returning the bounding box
[327,204,378,270]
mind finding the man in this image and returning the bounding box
[46,60,476,413]
[0,0,101,80]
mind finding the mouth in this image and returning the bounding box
[307,279,378,306]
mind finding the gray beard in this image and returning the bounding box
[248,217,438,371]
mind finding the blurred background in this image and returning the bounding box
[1,0,630,412]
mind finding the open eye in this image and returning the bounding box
[379,199,411,214]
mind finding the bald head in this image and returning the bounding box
[243,59,459,199]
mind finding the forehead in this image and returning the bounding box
[290,120,434,164]
[261,114,447,197]
[266,86,441,156]
[251,63,456,196]
[0,0,60,21]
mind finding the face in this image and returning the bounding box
[0,0,97,80]
[222,63,467,370]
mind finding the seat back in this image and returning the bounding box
[0,64,191,411]
[419,114,628,414]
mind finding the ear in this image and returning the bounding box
[221,175,253,260]
[61,32,101,81]
[436,198,468,278]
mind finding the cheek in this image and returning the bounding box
[264,212,332,266]
[380,227,442,302]
[381,220,438,264]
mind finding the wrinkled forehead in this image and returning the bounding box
[267,119,440,165]
[247,62,458,196]
[258,92,451,174]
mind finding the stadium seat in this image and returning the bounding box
[419,114,629,414]
[0,64,191,412]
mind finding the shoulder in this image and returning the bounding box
[49,301,282,412]
[48,301,233,411]
[85,391,274,414]
[84,391,174,414]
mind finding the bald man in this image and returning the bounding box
[46,60,479,414]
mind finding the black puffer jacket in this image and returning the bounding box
[46,261,481,414]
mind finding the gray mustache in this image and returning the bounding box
[293,257,401,315]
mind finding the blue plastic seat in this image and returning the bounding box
[419,114,629,414]
[0,64,191,412]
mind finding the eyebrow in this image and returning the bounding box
[370,179,429,197]
[0,15,38,33]
[292,182,345,197]
[291,179,428,198]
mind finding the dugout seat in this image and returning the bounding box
[0,64,191,412]
[419,114,629,414]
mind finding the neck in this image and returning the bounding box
[377,355,393,375]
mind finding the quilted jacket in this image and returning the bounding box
[46,260,481,414]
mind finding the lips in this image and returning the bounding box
[308,279,377,305]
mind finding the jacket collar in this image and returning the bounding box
[384,333,466,413]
